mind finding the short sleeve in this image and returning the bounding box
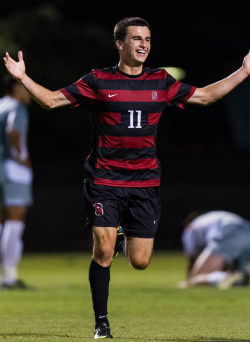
[59,71,98,107]
[6,104,28,137]
[181,228,199,256]
[165,72,196,109]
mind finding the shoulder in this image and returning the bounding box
[90,66,118,79]
[144,67,168,78]
[0,96,19,113]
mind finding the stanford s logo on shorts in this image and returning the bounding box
[93,202,104,216]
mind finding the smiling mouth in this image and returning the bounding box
[136,49,147,57]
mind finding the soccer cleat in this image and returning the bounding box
[1,279,35,290]
[217,271,247,289]
[113,226,125,259]
[94,322,113,339]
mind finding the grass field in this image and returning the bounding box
[0,251,249,342]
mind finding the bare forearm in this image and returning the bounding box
[188,63,250,106]
[203,66,249,103]
[19,74,59,110]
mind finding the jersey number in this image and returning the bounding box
[128,110,142,128]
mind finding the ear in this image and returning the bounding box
[115,40,124,51]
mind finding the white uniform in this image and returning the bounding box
[0,96,33,206]
[182,211,250,273]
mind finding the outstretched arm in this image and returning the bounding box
[3,51,71,110]
[187,50,250,106]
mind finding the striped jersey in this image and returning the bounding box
[60,66,196,187]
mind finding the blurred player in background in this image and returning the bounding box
[0,74,33,289]
[3,16,250,338]
[180,210,250,289]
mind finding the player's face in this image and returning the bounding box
[117,26,151,66]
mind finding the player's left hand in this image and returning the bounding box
[242,50,250,76]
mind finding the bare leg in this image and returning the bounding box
[126,236,154,270]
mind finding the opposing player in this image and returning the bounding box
[180,210,250,288]
[3,16,250,338]
[0,74,33,289]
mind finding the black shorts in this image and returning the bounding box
[83,182,161,238]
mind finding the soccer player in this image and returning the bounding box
[180,210,250,288]
[0,74,33,289]
[3,16,250,338]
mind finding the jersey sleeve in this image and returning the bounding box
[6,104,28,137]
[181,228,199,256]
[165,72,196,109]
[59,71,98,107]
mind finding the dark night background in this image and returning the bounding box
[0,0,249,252]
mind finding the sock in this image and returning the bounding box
[0,220,25,285]
[89,259,110,328]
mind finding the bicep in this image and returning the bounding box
[186,87,210,106]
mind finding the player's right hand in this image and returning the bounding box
[3,51,26,81]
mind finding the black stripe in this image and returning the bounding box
[86,166,161,181]
[98,147,156,160]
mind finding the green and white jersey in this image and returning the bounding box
[0,96,29,162]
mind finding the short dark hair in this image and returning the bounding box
[114,17,151,43]
[2,74,18,95]
[183,210,208,228]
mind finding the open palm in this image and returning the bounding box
[3,51,26,81]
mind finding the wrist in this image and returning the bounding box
[240,65,250,79]
[17,72,28,84]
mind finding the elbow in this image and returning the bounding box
[42,96,59,110]
[200,98,216,106]
[199,87,220,106]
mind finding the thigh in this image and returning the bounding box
[126,236,154,269]
[5,206,27,221]
[84,182,123,228]
[122,187,161,238]
[190,249,226,277]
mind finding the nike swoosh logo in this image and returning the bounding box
[108,94,118,97]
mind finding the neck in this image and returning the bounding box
[118,61,143,75]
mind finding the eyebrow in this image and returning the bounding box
[131,35,151,40]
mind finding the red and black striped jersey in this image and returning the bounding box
[60,66,196,187]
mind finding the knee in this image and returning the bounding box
[93,242,114,265]
[129,258,150,270]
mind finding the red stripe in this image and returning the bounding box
[99,112,121,125]
[99,135,155,149]
[97,89,167,102]
[96,158,158,170]
[75,79,97,99]
[94,178,160,187]
[93,69,167,81]
[148,112,162,125]
[166,81,182,103]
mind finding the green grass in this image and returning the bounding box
[0,251,249,342]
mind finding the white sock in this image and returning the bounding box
[0,220,25,285]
